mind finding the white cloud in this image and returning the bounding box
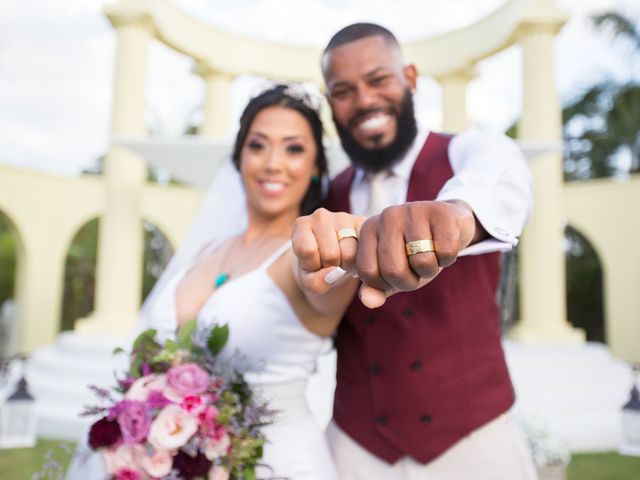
[173,0,506,45]
[0,0,112,175]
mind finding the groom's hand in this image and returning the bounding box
[356,200,483,308]
[292,209,366,294]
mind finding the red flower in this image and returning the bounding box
[181,395,206,415]
[88,417,121,449]
[116,468,142,480]
[172,450,212,480]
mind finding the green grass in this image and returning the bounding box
[568,452,640,480]
[0,439,75,480]
[0,442,639,480]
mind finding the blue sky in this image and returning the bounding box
[0,0,638,176]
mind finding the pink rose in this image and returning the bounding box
[209,466,230,480]
[198,406,220,439]
[148,404,198,450]
[126,374,167,401]
[166,363,210,397]
[204,433,231,461]
[117,401,151,445]
[140,449,173,478]
[103,445,144,474]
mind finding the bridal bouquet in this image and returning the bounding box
[83,321,270,480]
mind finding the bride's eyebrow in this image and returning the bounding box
[282,135,307,142]
[248,131,309,143]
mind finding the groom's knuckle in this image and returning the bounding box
[410,255,439,278]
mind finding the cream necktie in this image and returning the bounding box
[365,171,392,217]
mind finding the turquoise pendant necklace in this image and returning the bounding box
[214,273,230,289]
[214,233,270,289]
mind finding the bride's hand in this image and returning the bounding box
[292,209,365,295]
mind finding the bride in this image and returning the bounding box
[67,84,361,480]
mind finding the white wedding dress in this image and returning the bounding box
[67,241,338,480]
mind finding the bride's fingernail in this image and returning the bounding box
[325,267,346,285]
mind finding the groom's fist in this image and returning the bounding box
[355,200,482,306]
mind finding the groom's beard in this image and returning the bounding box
[334,89,418,173]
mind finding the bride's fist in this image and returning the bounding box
[292,209,365,294]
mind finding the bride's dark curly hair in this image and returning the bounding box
[231,84,328,216]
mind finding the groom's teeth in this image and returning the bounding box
[263,182,285,192]
[359,114,390,131]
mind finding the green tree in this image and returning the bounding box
[60,219,173,331]
[565,226,605,342]
[0,217,16,307]
[0,216,17,356]
[563,12,640,181]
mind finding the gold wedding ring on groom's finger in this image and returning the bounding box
[337,228,358,242]
[405,239,436,256]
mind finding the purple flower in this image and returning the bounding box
[118,376,136,391]
[116,400,151,445]
[88,417,121,449]
[147,390,172,409]
[166,364,210,397]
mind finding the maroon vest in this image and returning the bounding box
[326,132,515,464]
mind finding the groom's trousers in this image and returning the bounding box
[326,411,539,480]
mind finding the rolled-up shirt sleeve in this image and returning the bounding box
[435,129,533,255]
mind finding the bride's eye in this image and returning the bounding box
[287,144,305,154]
[247,141,264,151]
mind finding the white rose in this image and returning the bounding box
[148,405,198,450]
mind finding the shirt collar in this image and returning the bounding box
[352,123,430,188]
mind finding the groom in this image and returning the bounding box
[293,23,538,479]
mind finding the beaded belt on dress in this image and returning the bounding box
[252,379,310,424]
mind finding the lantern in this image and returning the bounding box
[619,365,640,456]
[0,376,37,448]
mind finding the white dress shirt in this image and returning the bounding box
[349,125,533,255]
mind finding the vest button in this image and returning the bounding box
[375,416,388,426]
[421,414,432,425]
[369,364,381,376]
[410,360,423,371]
[402,308,414,317]
[366,314,376,325]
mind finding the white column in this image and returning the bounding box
[195,64,233,139]
[15,234,67,352]
[76,11,152,336]
[510,19,584,343]
[437,67,475,133]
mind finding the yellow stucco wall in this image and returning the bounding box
[564,175,640,363]
[0,165,203,352]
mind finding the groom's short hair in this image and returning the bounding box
[323,23,399,54]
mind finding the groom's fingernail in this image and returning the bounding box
[325,267,346,285]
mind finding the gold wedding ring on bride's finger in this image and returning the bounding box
[337,228,358,242]
[405,239,436,256]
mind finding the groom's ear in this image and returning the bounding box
[403,64,418,91]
